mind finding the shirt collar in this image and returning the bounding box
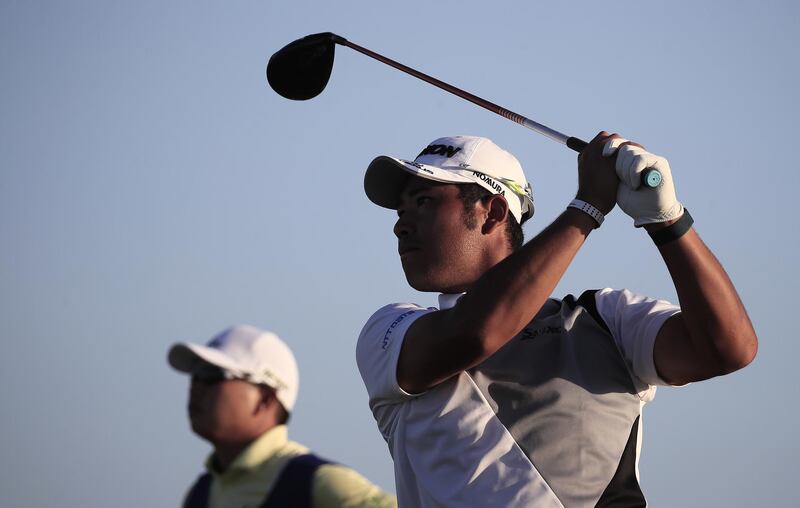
[438,293,464,310]
[206,425,288,475]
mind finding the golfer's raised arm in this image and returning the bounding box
[600,135,758,386]
[649,227,757,385]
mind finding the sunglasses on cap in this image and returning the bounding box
[191,364,245,384]
[190,364,286,392]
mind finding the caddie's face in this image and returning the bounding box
[188,369,264,443]
[394,177,485,292]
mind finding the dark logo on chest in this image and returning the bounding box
[519,325,564,341]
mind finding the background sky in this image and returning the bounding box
[1,1,797,506]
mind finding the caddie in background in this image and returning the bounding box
[356,133,758,507]
[169,325,396,508]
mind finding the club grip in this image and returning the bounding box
[566,136,661,189]
[566,137,588,152]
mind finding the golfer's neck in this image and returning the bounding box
[211,440,252,472]
[440,251,509,294]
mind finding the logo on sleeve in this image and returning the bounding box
[382,310,417,350]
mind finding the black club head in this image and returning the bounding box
[267,32,341,100]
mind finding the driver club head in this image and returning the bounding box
[266,32,341,101]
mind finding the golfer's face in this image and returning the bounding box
[188,376,262,443]
[394,178,483,292]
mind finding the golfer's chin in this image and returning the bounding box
[402,263,458,293]
[405,275,437,292]
[190,418,212,441]
[399,261,432,291]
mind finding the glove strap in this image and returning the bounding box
[648,209,694,246]
[568,199,604,228]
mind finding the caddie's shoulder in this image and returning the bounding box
[313,463,397,508]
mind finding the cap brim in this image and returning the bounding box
[364,156,475,210]
[168,343,243,374]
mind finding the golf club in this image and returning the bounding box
[267,32,661,188]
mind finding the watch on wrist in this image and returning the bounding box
[648,208,693,246]
[568,199,604,228]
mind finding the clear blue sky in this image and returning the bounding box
[1,1,797,506]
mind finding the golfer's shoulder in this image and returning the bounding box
[557,287,638,310]
[559,287,678,329]
[359,302,432,338]
[357,303,433,350]
[540,288,621,325]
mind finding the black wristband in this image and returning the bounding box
[648,209,694,246]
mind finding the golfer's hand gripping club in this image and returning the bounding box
[568,137,662,189]
[602,137,683,226]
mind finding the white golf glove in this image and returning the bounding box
[603,138,684,227]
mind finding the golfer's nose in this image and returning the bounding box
[394,211,414,238]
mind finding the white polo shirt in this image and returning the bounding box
[356,288,679,507]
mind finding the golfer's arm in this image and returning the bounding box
[651,227,758,385]
[397,209,596,393]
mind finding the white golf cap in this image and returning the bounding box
[168,325,299,412]
[364,135,534,223]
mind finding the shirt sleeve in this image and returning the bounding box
[594,288,681,390]
[312,464,397,508]
[355,303,434,435]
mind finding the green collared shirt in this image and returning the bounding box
[191,425,396,508]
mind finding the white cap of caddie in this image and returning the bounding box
[168,325,299,412]
[364,135,534,223]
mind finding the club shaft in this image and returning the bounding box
[339,38,572,146]
[333,34,659,188]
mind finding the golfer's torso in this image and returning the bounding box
[472,294,648,506]
[391,294,648,508]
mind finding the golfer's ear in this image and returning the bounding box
[481,194,510,234]
[257,386,278,410]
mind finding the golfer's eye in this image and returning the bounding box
[416,196,432,206]
[192,366,227,384]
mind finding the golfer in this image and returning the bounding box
[169,324,397,508]
[356,133,757,507]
